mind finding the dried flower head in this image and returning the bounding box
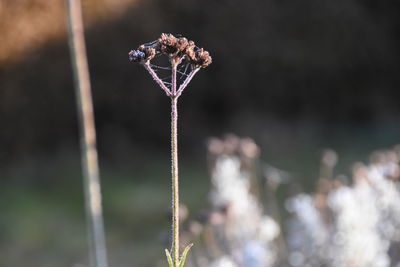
[193,48,212,68]
[177,37,189,52]
[128,49,146,62]
[159,33,179,56]
[185,40,196,61]
[130,33,211,67]
[128,45,157,62]
[129,33,212,98]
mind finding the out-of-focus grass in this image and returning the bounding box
[0,155,209,267]
[0,181,87,266]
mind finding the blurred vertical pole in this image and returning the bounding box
[65,1,108,267]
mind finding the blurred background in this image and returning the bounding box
[1,0,400,266]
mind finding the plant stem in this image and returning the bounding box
[65,1,108,267]
[176,67,200,97]
[171,64,180,266]
[143,62,171,96]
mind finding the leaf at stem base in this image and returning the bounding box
[165,249,174,267]
[179,243,193,267]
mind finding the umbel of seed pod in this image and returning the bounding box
[159,33,178,56]
[129,33,212,68]
[185,41,196,62]
[128,45,157,62]
[128,49,146,62]
[193,48,212,68]
[176,37,189,56]
[142,46,156,61]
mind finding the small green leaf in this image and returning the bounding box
[165,249,174,267]
[179,243,193,267]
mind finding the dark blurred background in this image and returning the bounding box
[1,0,399,266]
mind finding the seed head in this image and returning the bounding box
[129,45,157,62]
[128,49,146,62]
[185,40,196,61]
[144,47,156,61]
[193,48,212,68]
[176,37,189,54]
[159,33,178,56]
[129,33,212,69]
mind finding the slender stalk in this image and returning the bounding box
[65,1,108,267]
[176,67,200,97]
[171,64,180,266]
[131,34,210,266]
[143,62,171,96]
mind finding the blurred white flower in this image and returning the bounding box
[209,256,239,267]
[286,148,400,267]
[208,155,279,266]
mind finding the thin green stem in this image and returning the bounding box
[171,64,180,266]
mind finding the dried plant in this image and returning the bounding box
[129,33,211,267]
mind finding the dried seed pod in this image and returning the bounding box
[193,48,212,68]
[185,40,196,61]
[129,45,156,62]
[144,47,156,61]
[128,49,146,62]
[129,34,212,69]
[176,37,189,53]
[159,33,178,56]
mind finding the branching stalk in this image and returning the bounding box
[143,62,171,96]
[176,67,200,97]
[65,1,108,267]
[129,33,211,267]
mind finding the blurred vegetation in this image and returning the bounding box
[0,152,210,266]
[1,0,399,164]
